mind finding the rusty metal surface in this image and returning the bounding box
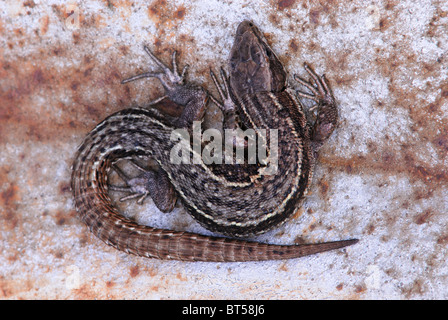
[1,0,447,299]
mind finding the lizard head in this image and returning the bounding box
[228,20,287,95]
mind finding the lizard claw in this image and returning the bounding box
[210,67,241,132]
[108,161,153,205]
[121,45,208,125]
[121,46,186,89]
[294,64,338,149]
[294,63,335,106]
[108,159,177,212]
[209,68,234,113]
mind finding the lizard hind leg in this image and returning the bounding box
[109,159,177,213]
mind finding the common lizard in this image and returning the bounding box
[71,21,358,262]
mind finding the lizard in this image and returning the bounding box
[71,20,358,262]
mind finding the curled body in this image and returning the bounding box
[71,21,357,262]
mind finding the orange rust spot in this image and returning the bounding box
[1,183,20,230]
[354,284,366,293]
[145,267,158,277]
[268,14,280,26]
[437,234,448,245]
[366,224,375,235]
[291,207,304,220]
[277,0,296,11]
[55,210,69,226]
[176,6,186,19]
[278,263,288,272]
[309,9,321,24]
[320,154,448,187]
[402,279,425,298]
[129,265,140,278]
[94,14,108,29]
[318,178,329,197]
[176,273,187,281]
[147,0,187,36]
[147,0,168,24]
[432,133,448,154]
[58,181,71,195]
[0,39,137,145]
[39,15,49,35]
[414,210,432,225]
[23,0,36,8]
[1,183,20,208]
[289,39,299,52]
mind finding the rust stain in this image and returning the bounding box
[276,0,296,11]
[58,181,71,195]
[39,15,49,35]
[129,265,140,278]
[437,234,448,245]
[402,279,425,298]
[320,153,448,188]
[55,210,77,226]
[176,272,188,281]
[354,284,366,294]
[318,177,329,197]
[365,223,375,235]
[72,283,100,299]
[278,263,288,272]
[145,267,158,277]
[175,6,186,19]
[432,133,448,154]
[309,8,321,24]
[147,0,187,39]
[0,46,133,144]
[1,183,21,230]
[414,210,432,225]
[291,207,304,220]
[23,1,36,8]
[289,39,299,52]
[1,183,19,207]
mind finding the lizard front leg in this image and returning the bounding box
[294,64,338,154]
[115,46,210,210]
[122,46,208,128]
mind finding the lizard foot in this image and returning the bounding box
[122,45,208,128]
[109,159,176,212]
[294,64,338,149]
[209,68,236,115]
[122,46,187,85]
[294,63,335,107]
